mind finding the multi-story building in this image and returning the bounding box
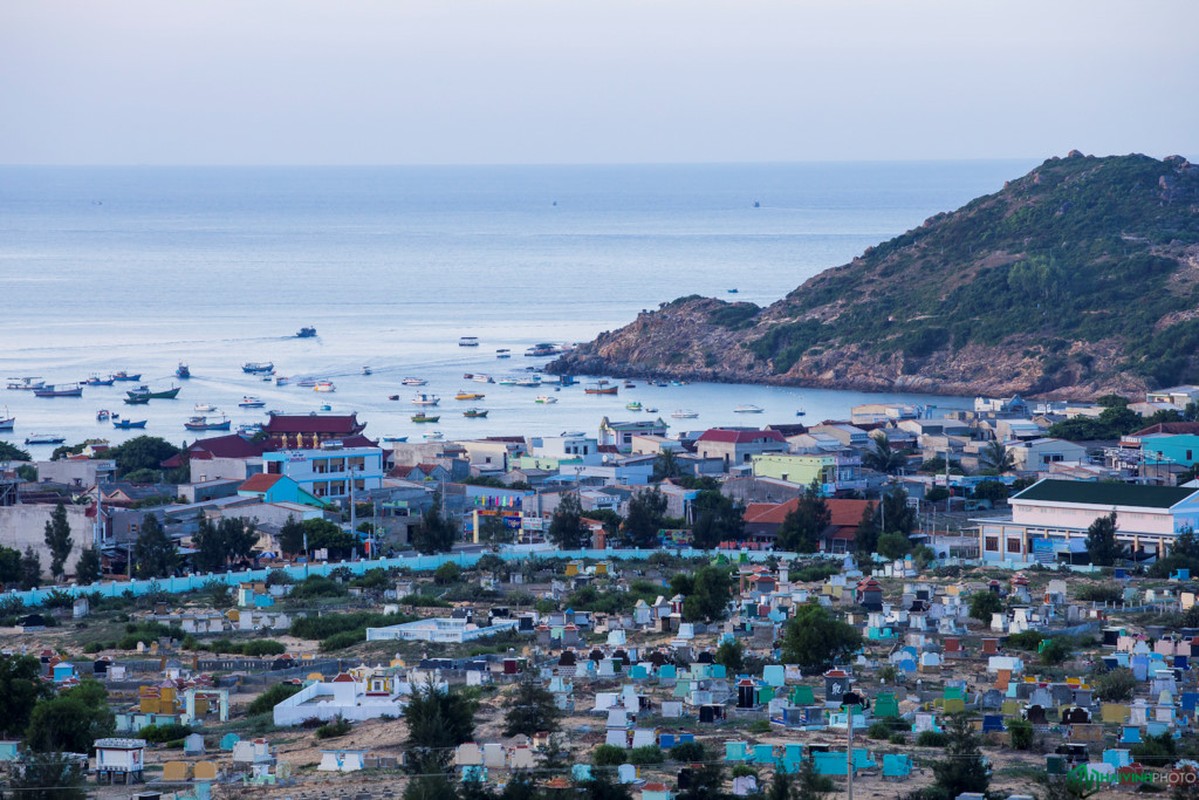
[262,440,384,501]
[749,452,865,495]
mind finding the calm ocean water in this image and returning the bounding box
[0,161,1036,453]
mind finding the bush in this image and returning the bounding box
[888,733,907,745]
[628,746,664,765]
[287,575,348,600]
[1008,718,1033,750]
[916,731,949,747]
[320,630,365,652]
[242,640,286,657]
[247,683,302,716]
[867,721,894,740]
[1039,638,1073,665]
[290,612,405,640]
[593,744,627,766]
[434,562,462,585]
[1004,631,1044,651]
[1075,584,1122,603]
[1092,667,1137,702]
[315,716,352,739]
[669,741,706,762]
[401,593,452,608]
[141,723,193,744]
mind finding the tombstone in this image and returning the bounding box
[982,715,1004,733]
[883,754,912,780]
[618,764,638,784]
[162,762,190,782]
[194,762,218,781]
[572,764,594,782]
[183,733,205,756]
[823,670,850,703]
[455,744,483,766]
[1026,705,1047,725]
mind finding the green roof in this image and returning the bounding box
[1013,479,1197,509]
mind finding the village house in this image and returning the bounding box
[976,478,1199,564]
[749,452,865,495]
[599,417,671,451]
[695,428,787,470]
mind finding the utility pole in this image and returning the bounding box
[846,705,854,800]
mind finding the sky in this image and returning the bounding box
[2,0,1196,165]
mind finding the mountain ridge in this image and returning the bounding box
[548,151,1199,399]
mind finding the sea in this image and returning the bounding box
[0,160,1039,454]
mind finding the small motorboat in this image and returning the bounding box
[295,326,317,338]
[626,401,642,411]
[671,409,699,419]
[6,377,45,391]
[127,385,180,400]
[381,435,408,443]
[583,383,617,395]
[411,393,440,406]
[472,374,494,384]
[238,396,266,408]
[24,433,66,445]
[624,381,636,389]
[275,376,291,386]
[113,419,147,429]
[85,374,114,386]
[387,394,400,401]
[112,371,141,382]
[361,366,372,376]
[463,408,489,418]
[175,363,191,379]
[96,409,113,421]
[34,383,84,398]
[644,407,658,413]
[194,402,217,413]
[238,423,264,436]
[535,395,558,404]
[0,412,13,432]
[296,378,320,388]
[734,404,764,414]
[422,430,445,441]
[319,404,332,411]
[496,349,511,359]
[514,375,542,387]
[459,336,479,347]
[401,377,427,386]
[313,380,336,393]
[123,396,150,405]
[455,390,485,401]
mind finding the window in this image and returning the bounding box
[985,536,1000,552]
[1007,538,1022,554]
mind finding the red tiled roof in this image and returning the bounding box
[264,413,366,435]
[697,428,785,444]
[828,499,872,527]
[239,473,282,494]
[187,434,270,460]
[743,499,798,526]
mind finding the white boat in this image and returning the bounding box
[422,430,445,441]
[411,393,440,406]
[496,349,511,359]
[671,409,699,419]
[644,407,658,413]
[497,377,518,386]
[0,407,15,430]
[239,396,266,408]
[313,380,336,393]
[24,433,65,445]
[401,377,427,386]
[514,375,542,387]
[194,402,217,413]
[6,377,45,391]
[459,336,479,347]
[535,395,558,404]
[733,404,764,413]
[275,376,290,386]
[472,374,493,384]
[626,401,643,411]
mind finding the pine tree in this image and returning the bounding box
[547,492,591,549]
[502,677,562,737]
[1086,511,1123,566]
[43,502,73,581]
[133,514,176,578]
[20,546,41,590]
[412,494,457,554]
[930,713,990,798]
[75,547,102,585]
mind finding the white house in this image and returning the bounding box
[976,479,1199,563]
[261,440,384,502]
[1007,438,1088,472]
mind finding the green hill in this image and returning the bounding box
[550,152,1199,398]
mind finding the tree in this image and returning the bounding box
[578,772,634,800]
[20,546,41,590]
[547,492,591,549]
[622,487,668,548]
[972,479,1009,504]
[930,714,990,799]
[6,750,87,800]
[26,680,115,753]
[689,490,743,549]
[878,488,917,536]
[714,639,744,673]
[876,531,912,561]
[1007,717,1034,750]
[404,774,460,800]
[106,435,181,479]
[1086,511,1123,566]
[676,761,727,800]
[191,517,258,573]
[412,494,458,554]
[652,449,683,482]
[0,442,32,462]
[477,514,512,551]
[0,655,51,737]
[679,564,734,622]
[0,546,23,586]
[502,677,561,738]
[776,482,830,553]
[794,758,834,800]
[852,502,878,557]
[978,440,1015,475]
[403,680,477,772]
[133,514,176,578]
[1092,667,1137,702]
[278,516,306,555]
[780,603,862,672]
[862,432,906,474]
[74,547,102,585]
[968,591,1003,623]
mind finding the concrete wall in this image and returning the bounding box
[0,503,91,576]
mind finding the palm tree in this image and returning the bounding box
[863,432,907,474]
[978,440,1015,475]
[652,448,682,481]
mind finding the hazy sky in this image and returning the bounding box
[3,0,1196,165]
